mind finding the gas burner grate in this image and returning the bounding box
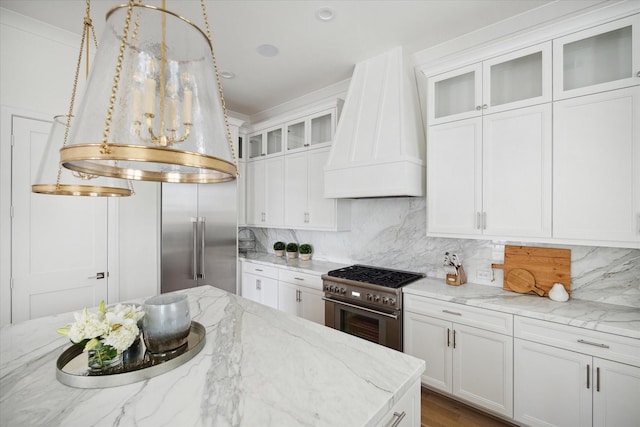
[327,265,424,288]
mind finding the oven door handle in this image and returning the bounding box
[322,297,399,319]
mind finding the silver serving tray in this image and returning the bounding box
[56,321,206,388]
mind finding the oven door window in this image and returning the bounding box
[336,304,388,346]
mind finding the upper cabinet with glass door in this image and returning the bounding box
[247,126,284,160]
[285,108,337,154]
[553,14,640,100]
[427,42,551,125]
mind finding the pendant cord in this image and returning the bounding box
[200,0,239,174]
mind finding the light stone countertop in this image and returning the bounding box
[404,278,640,340]
[240,252,349,275]
[0,285,424,427]
[241,253,639,340]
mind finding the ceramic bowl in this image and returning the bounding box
[142,293,191,354]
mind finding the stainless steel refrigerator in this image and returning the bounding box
[161,181,237,294]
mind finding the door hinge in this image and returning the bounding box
[10,277,14,289]
[10,205,14,218]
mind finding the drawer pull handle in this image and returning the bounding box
[294,277,304,281]
[447,328,451,347]
[255,268,263,272]
[577,339,609,349]
[389,411,406,427]
[453,330,457,349]
[596,367,600,392]
[442,309,462,316]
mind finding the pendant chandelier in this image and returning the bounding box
[60,0,238,184]
[32,0,133,197]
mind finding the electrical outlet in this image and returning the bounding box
[477,270,493,281]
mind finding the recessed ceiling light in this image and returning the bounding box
[256,44,279,57]
[220,71,236,79]
[316,7,335,22]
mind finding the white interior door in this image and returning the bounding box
[11,115,108,322]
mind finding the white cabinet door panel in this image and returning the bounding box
[514,339,592,427]
[264,157,285,227]
[483,104,552,237]
[453,323,513,417]
[593,358,640,427]
[427,118,482,235]
[307,148,335,229]
[284,152,307,228]
[404,311,452,393]
[553,87,640,244]
[300,286,324,325]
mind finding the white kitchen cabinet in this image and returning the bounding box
[277,268,324,324]
[427,42,551,125]
[246,156,284,227]
[241,262,278,309]
[285,108,337,154]
[553,86,640,245]
[377,379,421,427]
[404,296,513,418]
[427,103,551,239]
[553,14,640,100]
[237,160,246,226]
[284,147,350,230]
[514,316,640,427]
[248,125,283,159]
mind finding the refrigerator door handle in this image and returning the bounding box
[191,218,198,280]
[199,217,206,279]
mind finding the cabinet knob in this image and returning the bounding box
[482,104,488,109]
[475,105,482,111]
[637,71,640,77]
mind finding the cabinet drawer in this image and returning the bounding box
[278,268,322,290]
[242,261,278,279]
[404,296,513,335]
[514,316,640,367]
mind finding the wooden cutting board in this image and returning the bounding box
[492,245,571,296]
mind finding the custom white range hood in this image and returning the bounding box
[324,46,425,198]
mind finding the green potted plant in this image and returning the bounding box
[285,242,298,259]
[273,241,286,257]
[298,243,313,261]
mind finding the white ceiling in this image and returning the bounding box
[0,0,604,117]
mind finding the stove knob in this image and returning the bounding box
[324,285,329,292]
[367,293,373,301]
[382,297,389,304]
[389,298,396,305]
[340,288,346,295]
[374,295,380,302]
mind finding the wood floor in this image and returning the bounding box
[421,387,516,427]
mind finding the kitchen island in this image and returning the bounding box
[0,285,424,426]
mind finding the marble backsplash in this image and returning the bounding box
[246,197,640,309]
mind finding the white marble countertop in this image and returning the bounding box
[404,278,640,340]
[0,285,424,426]
[240,252,348,275]
[241,253,640,339]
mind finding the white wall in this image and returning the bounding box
[0,9,160,325]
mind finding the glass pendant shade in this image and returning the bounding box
[60,4,238,184]
[32,115,133,197]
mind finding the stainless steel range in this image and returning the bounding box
[321,265,425,351]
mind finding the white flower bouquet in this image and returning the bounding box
[58,301,145,369]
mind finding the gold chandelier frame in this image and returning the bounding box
[60,1,239,184]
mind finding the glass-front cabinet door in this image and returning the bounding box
[285,109,335,153]
[428,63,482,125]
[286,120,306,151]
[553,14,640,100]
[248,133,263,159]
[309,111,334,148]
[428,43,551,125]
[266,127,283,156]
[249,127,283,159]
[483,42,551,114]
